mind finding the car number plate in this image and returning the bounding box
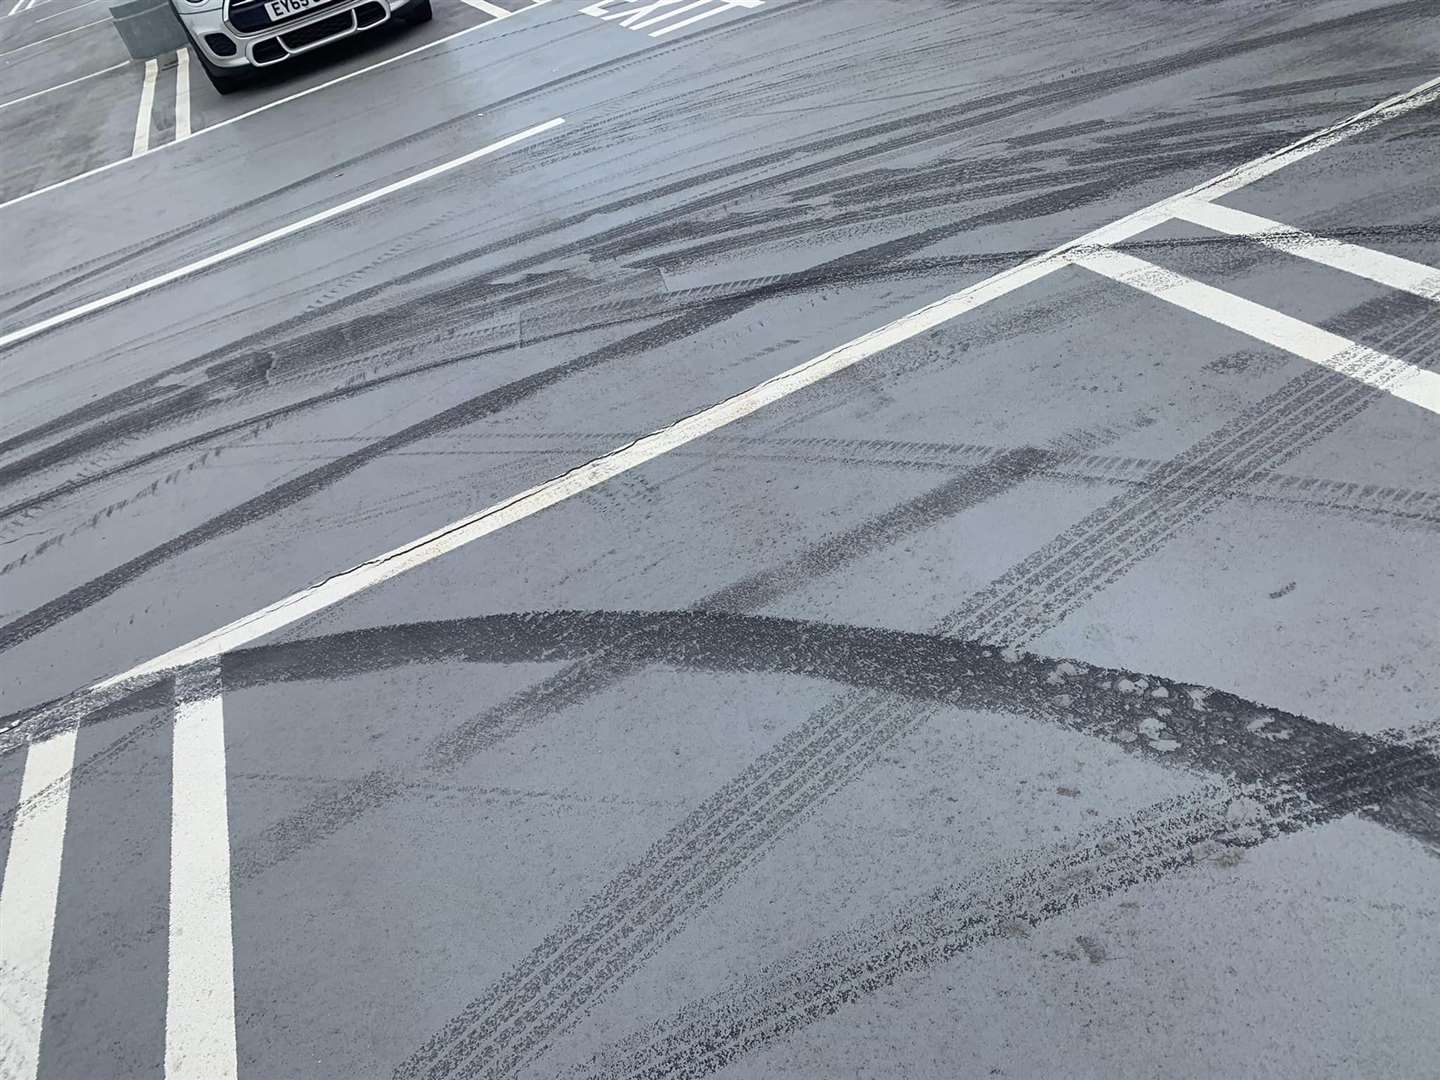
[265,0,327,21]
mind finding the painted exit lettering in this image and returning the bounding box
[579,0,764,37]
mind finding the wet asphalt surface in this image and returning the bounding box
[2,0,1440,1077]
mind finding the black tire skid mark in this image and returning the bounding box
[575,729,1439,1080]
[957,305,1440,649]
[386,322,1440,1072]
[214,449,1051,884]
[0,294,683,549]
[2,608,1435,1049]
[605,116,1297,272]
[684,434,1440,533]
[0,296,755,653]
[0,244,1031,517]
[97,606,1430,1080]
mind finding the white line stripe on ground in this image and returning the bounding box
[175,47,191,141]
[1069,246,1440,416]
[4,0,26,16]
[457,0,512,16]
[0,729,77,1080]
[0,0,555,211]
[0,59,125,111]
[0,15,105,56]
[1173,198,1440,301]
[0,117,563,350]
[166,660,237,1080]
[632,0,711,31]
[649,0,760,36]
[132,57,157,156]
[33,0,102,21]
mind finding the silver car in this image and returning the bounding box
[170,0,431,93]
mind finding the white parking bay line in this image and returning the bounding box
[34,0,103,22]
[166,660,238,1080]
[0,0,556,212]
[649,0,762,37]
[0,59,126,112]
[1069,246,1440,416]
[458,0,514,16]
[4,0,26,16]
[1173,198,1440,301]
[132,57,158,157]
[0,16,106,58]
[0,728,78,1080]
[175,47,191,141]
[0,116,564,350]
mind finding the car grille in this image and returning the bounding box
[279,9,353,48]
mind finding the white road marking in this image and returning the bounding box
[631,0,711,31]
[5,78,1440,1061]
[1172,198,1440,301]
[457,0,512,16]
[0,0,555,211]
[580,0,762,35]
[33,0,101,21]
[648,0,761,36]
[132,58,158,157]
[0,59,125,112]
[1068,246,1440,417]
[0,729,77,1080]
[166,660,238,1080]
[175,47,191,141]
[0,116,563,350]
[0,15,106,57]
[4,0,26,16]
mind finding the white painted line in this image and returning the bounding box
[0,117,563,350]
[0,58,125,112]
[649,0,761,37]
[0,729,78,1080]
[175,47,191,142]
[132,58,158,157]
[631,0,711,31]
[1172,198,1440,301]
[0,15,106,57]
[34,0,102,22]
[166,660,238,1080]
[4,0,26,17]
[1069,246,1440,417]
[457,0,512,16]
[0,0,555,210]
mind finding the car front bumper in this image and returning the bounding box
[174,0,421,69]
